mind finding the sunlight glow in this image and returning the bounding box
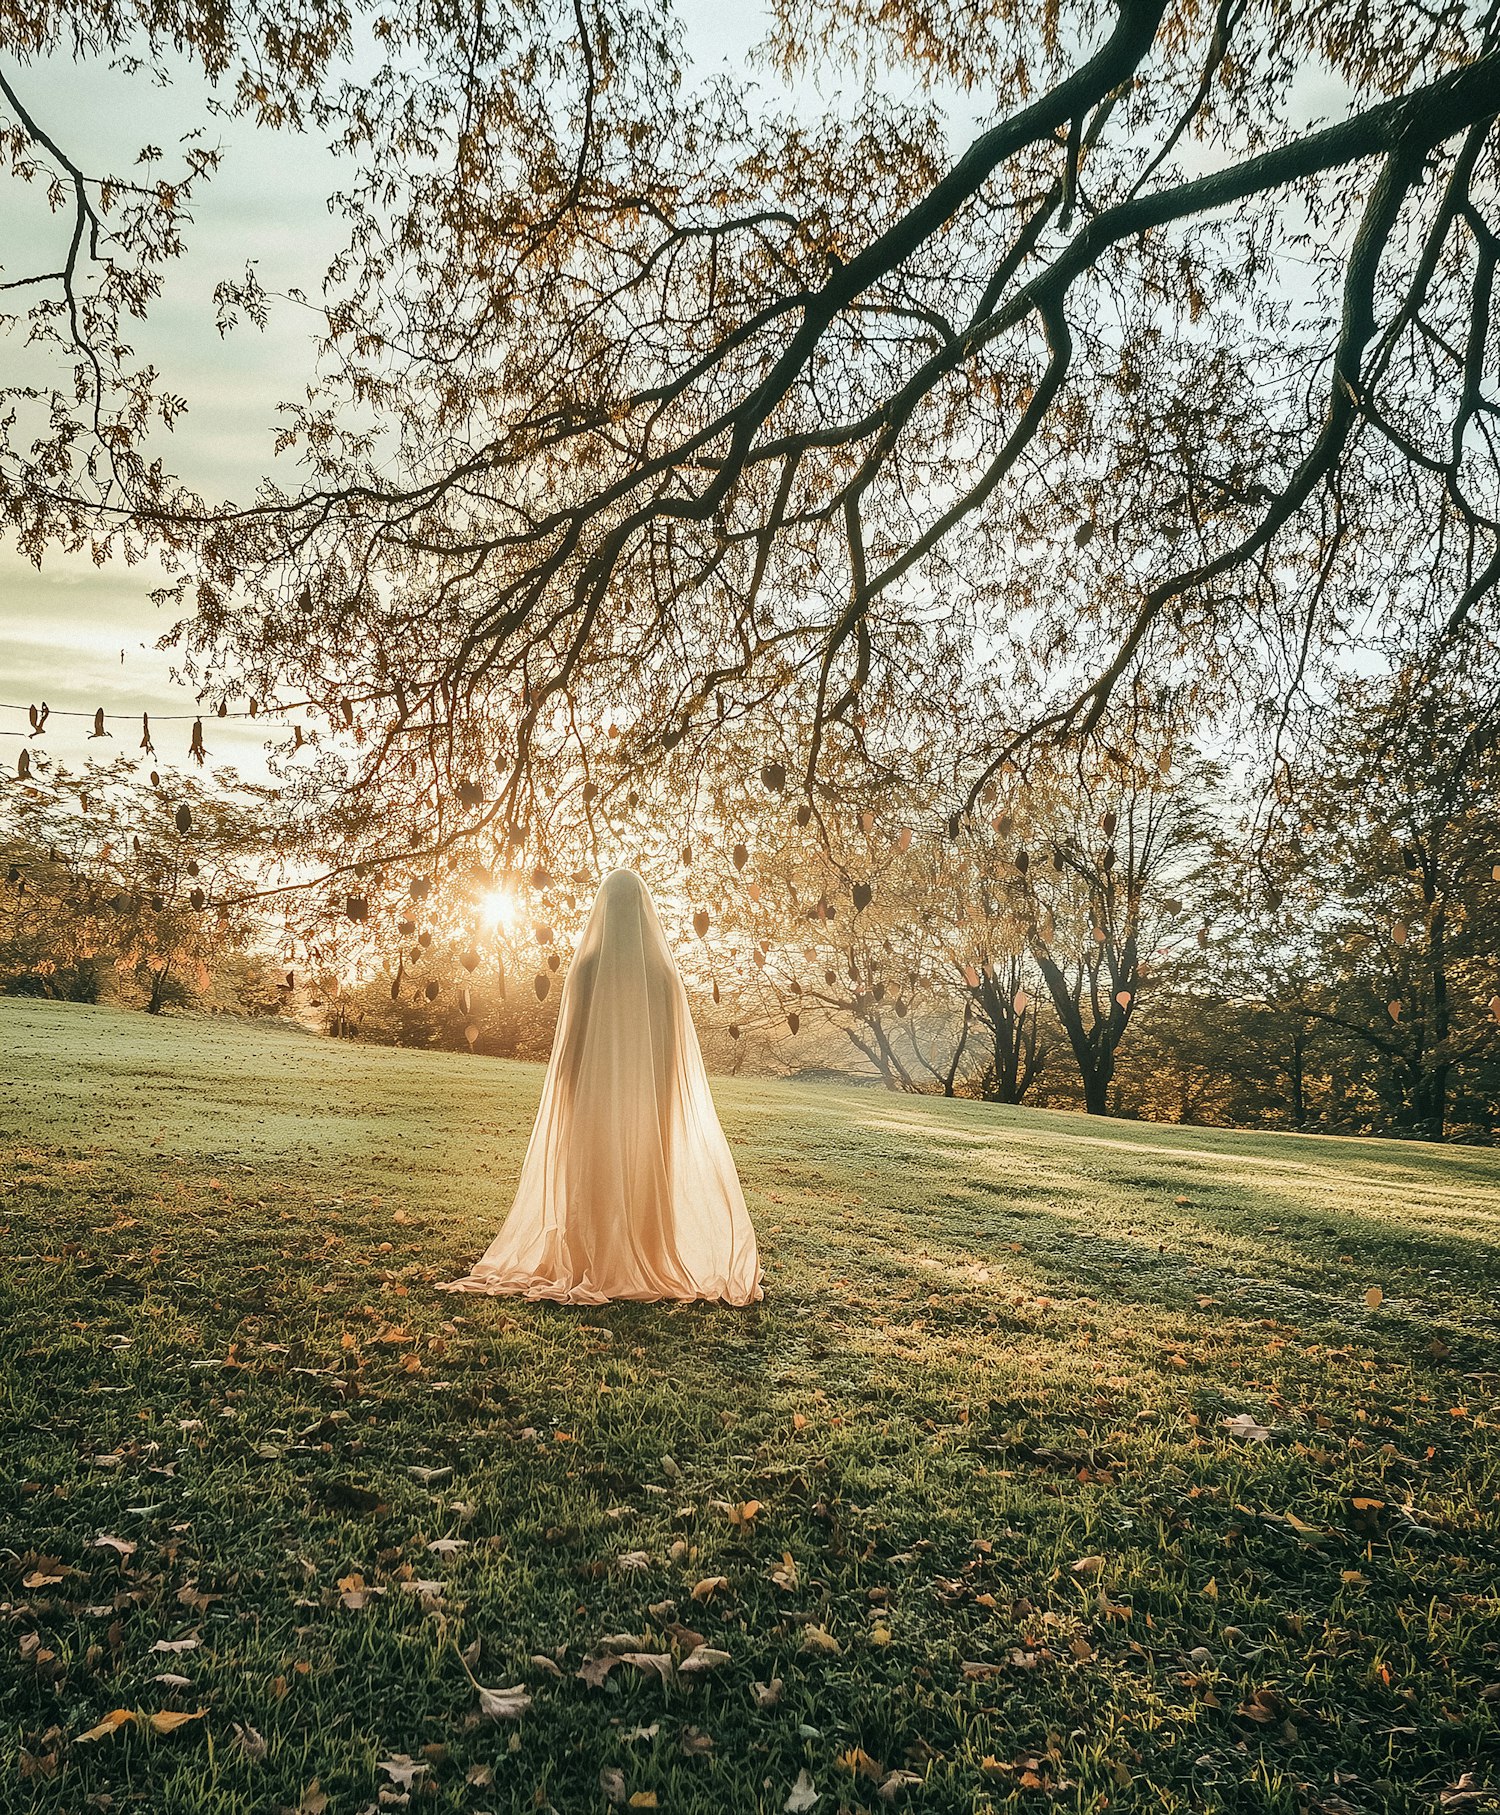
[478,885,520,934]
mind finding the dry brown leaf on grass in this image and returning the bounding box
[837,1746,885,1782]
[377,1756,426,1788]
[752,1677,784,1708]
[1069,1556,1106,1577]
[90,1533,137,1558]
[600,1766,627,1804]
[690,1575,729,1602]
[477,1683,532,1720]
[231,1721,267,1761]
[784,1769,820,1812]
[147,1710,203,1734]
[800,1625,841,1655]
[679,1726,714,1755]
[1224,1412,1275,1443]
[770,1552,799,1590]
[76,1709,134,1743]
[878,1769,924,1801]
[629,1795,659,1809]
[677,1646,730,1675]
[710,1498,762,1526]
[621,1652,675,1683]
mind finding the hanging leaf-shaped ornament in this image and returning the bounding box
[1392,921,1408,946]
[347,895,368,922]
[712,979,721,1003]
[693,909,710,938]
[424,980,440,1002]
[465,1023,479,1048]
[534,973,550,1001]
[175,803,193,835]
[410,875,431,901]
[852,881,873,913]
[189,718,207,764]
[895,827,913,853]
[189,887,206,911]
[796,804,812,828]
[761,761,786,793]
[547,952,560,972]
[787,1012,800,1035]
[1013,989,1031,1015]
[16,750,30,780]
[1101,810,1118,837]
[728,1023,741,1040]
[91,708,109,738]
[1014,848,1030,875]
[1489,995,1500,1022]
[391,958,404,1001]
[860,809,874,833]
[1115,990,1132,1010]
[748,882,762,903]
[140,713,154,755]
[733,842,748,871]
[1387,1000,1402,1022]
[460,986,471,1015]
[461,948,480,971]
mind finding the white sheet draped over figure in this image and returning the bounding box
[443,869,762,1304]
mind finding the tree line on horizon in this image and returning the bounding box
[6,661,1500,1141]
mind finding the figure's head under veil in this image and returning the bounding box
[444,869,761,1304]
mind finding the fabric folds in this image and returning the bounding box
[442,869,761,1305]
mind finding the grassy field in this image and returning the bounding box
[2,997,1498,1815]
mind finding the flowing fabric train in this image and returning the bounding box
[442,869,761,1304]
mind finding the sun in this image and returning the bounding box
[478,885,520,934]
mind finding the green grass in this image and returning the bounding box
[2,997,1498,1815]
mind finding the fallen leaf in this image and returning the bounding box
[1069,1556,1106,1577]
[1365,1285,1384,1309]
[76,1710,135,1743]
[91,1533,137,1558]
[1223,1412,1274,1443]
[800,1625,841,1655]
[784,1769,820,1812]
[377,1755,427,1789]
[878,1769,924,1801]
[690,1576,729,1603]
[629,1795,659,1810]
[477,1684,531,1720]
[231,1722,267,1761]
[600,1766,626,1804]
[147,1710,204,1735]
[752,1677,784,1709]
[677,1646,730,1675]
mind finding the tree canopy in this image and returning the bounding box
[2,0,1497,878]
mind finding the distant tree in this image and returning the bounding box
[1004,748,1217,1114]
[1259,668,1500,1137]
[0,758,272,1013]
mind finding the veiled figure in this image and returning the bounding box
[444,869,762,1304]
